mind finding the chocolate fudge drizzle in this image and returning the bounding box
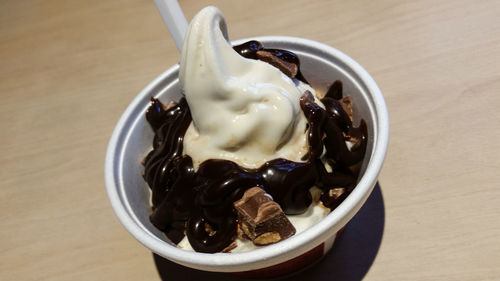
[143,41,368,253]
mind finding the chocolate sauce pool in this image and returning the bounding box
[143,41,367,253]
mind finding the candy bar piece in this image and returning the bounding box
[339,96,353,119]
[320,187,348,209]
[234,187,296,246]
[324,80,343,100]
[256,50,299,78]
[221,241,237,253]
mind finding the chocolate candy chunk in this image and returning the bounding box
[320,187,348,209]
[221,241,237,253]
[339,96,353,119]
[234,187,296,246]
[325,80,343,100]
[256,50,299,78]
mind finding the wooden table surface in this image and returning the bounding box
[1,0,499,280]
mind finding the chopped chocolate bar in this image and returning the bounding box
[325,80,343,100]
[234,187,296,246]
[256,50,299,78]
[320,187,348,209]
[339,96,353,119]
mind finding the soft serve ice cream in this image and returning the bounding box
[142,6,368,253]
[180,7,313,168]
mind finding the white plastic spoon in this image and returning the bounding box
[153,0,188,51]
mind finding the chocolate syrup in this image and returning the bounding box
[143,41,367,253]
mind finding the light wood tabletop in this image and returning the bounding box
[1,0,499,280]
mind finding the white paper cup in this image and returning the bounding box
[105,36,389,277]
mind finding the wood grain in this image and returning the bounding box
[1,0,499,280]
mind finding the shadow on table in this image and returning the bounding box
[153,182,385,281]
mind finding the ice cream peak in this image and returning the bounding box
[179,6,309,168]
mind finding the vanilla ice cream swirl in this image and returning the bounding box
[180,6,311,168]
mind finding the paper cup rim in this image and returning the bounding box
[105,36,389,272]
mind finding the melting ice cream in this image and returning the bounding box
[180,7,312,168]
